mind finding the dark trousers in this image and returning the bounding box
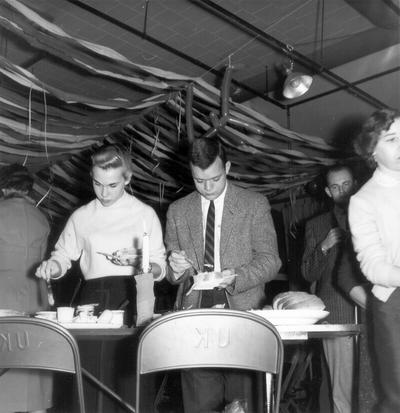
[181,368,261,413]
[371,289,400,413]
[78,276,137,413]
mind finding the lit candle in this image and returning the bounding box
[142,223,150,273]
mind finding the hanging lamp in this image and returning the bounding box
[282,59,313,99]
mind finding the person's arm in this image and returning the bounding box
[164,204,194,285]
[225,195,281,295]
[36,215,81,281]
[336,245,368,309]
[349,196,400,287]
[301,218,331,283]
[148,209,167,281]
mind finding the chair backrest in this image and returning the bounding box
[0,316,86,413]
[136,309,284,413]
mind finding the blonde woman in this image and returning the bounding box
[36,144,166,320]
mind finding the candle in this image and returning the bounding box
[142,227,150,273]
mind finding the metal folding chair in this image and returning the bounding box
[136,309,284,413]
[0,316,86,413]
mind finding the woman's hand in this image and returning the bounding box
[35,260,62,281]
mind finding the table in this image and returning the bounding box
[69,323,361,342]
[68,323,361,412]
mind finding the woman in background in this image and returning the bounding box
[349,108,400,413]
[0,164,52,413]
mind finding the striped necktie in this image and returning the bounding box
[203,200,215,271]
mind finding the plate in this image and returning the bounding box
[0,309,26,317]
[192,272,237,290]
[248,309,329,326]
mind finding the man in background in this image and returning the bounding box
[301,164,367,413]
[165,136,281,413]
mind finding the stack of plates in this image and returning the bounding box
[248,309,329,325]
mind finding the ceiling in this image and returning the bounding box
[0,0,399,221]
[2,0,399,108]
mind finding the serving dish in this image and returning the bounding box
[248,309,329,326]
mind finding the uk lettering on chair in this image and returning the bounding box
[136,309,284,413]
[0,316,86,413]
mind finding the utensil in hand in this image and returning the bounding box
[97,251,114,260]
[183,256,198,275]
[46,280,55,307]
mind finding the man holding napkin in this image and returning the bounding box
[165,136,281,413]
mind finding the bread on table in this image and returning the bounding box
[272,291,325,310]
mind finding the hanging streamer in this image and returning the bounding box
[185,83,195,142]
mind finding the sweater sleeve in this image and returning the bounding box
[349,195,400,287]
[50,215,82,278]
[148,209,166,281]
[230,195,281,294]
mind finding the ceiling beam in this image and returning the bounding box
[64,0,285,109]
[191,0,389,109]
[288,66,400,108]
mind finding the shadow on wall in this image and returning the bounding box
[330,114,366,154]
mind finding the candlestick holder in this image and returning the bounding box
[134,271,155,326]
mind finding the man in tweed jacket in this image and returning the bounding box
[302,164,366,413]
[165,137,281,413]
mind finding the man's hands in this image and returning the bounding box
[35,260,62,281]
[168,250,193,279]
[218,268,237,288]
[320,227,346,254]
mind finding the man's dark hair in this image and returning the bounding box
[354,108,400,168]
[324,163,354,187]
[0,164,34,193]
[189,137,227,169]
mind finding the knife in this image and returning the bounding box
[46,280,55,307]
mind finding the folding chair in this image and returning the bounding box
[0,316,86,413]
[136,309,284,413]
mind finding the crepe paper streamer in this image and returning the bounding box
[185,83,195,142]
[220,65,233,121]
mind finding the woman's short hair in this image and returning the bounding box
[354,108,400,167]
[0,164,33,193]
[91,144,133,178]
[189,137,227,169]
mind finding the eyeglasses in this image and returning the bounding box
[328,180,353,192]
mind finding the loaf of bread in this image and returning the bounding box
[272,291,325,310]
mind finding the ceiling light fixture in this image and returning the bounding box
[282,59,313,99]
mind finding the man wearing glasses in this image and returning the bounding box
[301,164,368,413]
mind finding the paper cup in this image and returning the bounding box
[57,307,75,323]
[110,310,124,326]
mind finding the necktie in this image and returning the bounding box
[203,200,215,271]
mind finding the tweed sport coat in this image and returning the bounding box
[301,210,363,323]
[165,183,281,310]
